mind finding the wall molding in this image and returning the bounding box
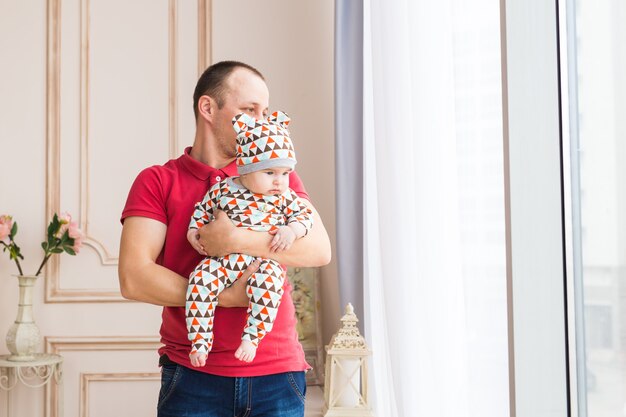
[44,0,210,302]
[198,0,212,75]
[169,0,178,159]
[45,336,162,353]
[44,336,161,417]
[79,372,161,417]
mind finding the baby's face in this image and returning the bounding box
[242,167,292,196]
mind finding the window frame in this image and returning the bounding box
[500,0,575,415]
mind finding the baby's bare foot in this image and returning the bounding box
[234,340,257,363]
[189,351,207,367]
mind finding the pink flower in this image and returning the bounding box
[56,212,73,238]
[0,215,13,241]
[59,212,70,222]
[1,212,84,277]
[67,221,84,253]
[57,212,84,253]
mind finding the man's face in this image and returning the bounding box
[213,69,270,158]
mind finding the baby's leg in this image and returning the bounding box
[186,257,231,367]
[236,259,285,362]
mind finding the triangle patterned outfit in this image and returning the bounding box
[186,177,313,355]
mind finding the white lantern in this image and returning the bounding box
[323,303,374,417]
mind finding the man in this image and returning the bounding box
[118,61,331,417]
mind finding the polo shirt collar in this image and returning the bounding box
[180,146,239,180]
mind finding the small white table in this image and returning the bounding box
[0,354,63,417]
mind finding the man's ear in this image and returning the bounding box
[197,95,215,121]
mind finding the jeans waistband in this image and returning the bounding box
[159,354,176,367]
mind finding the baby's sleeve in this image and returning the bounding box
[283,189,314,233]
[188,182,221,230]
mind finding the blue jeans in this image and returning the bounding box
[157,363,307,417]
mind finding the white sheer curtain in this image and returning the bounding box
[362,1,509,416]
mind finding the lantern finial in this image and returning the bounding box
[327,303,367,352]
[345,303,354,315]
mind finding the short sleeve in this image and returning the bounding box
[288,171,309,201]
[120,167,168,225]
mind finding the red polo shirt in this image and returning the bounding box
[121,147,310,376]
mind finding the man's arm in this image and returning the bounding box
[198,199,331,267]
[118,216,251,307]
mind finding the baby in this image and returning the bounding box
[186,111,313,366]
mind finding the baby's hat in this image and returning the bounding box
[232,111,297,175]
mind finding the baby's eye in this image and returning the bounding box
[283,171,290,176]
[266,171,274,175]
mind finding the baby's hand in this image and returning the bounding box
[190,351,207,367]
[187,228,207,256]
[269,226,297,253]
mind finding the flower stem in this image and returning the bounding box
[1,241,24,275]
[14,257,24,276]
[35,253,52,276]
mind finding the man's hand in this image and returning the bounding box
[197,210,241,257]
[217,259,260,307]
[186,228,208,256]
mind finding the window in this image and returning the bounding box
[566,0,626,415]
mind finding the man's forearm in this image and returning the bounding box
[199,202,332,266]
[119,261,188,306]
[119,257,251,308]
[119,216,252,308]
[236,209,331,266]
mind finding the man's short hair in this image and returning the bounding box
[193,61,265,120]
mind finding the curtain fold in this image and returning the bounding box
[362,1,398,413]
[334,0,365,322]
[362,0,470,415]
